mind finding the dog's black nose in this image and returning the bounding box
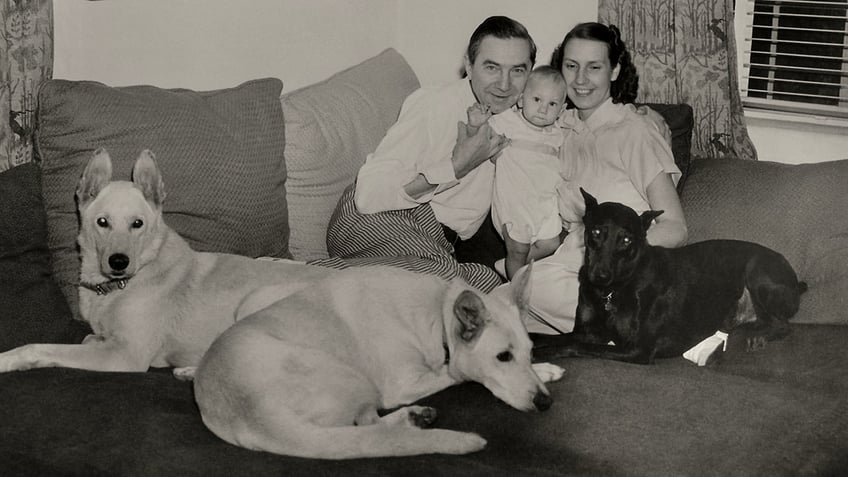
[533,392,552,412]
[109,254,130,272]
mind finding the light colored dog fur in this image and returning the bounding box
[193,264,565,459]
[0,149,332,373]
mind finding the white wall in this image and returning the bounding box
[396,0,597,87]
[53,0,594,91]
[54,0,843,164]
[53,0,397,92]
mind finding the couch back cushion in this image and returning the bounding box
[640,103,694,190]
[0,163,90,350]
[36,78,290,319]
[681,158,848,324]
[282,48,419,261]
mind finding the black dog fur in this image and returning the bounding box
[532,189,807,365]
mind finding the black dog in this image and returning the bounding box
[532,189,807,365]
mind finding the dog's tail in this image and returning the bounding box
[240,420,487,459]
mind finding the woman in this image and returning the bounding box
[523,22,688,335]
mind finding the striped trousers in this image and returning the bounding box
[309,185,503,293]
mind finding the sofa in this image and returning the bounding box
[1,48,847,476]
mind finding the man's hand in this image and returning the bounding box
[451,121,509,179]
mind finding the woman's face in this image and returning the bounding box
[560,38,620,120]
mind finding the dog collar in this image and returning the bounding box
[602,291,615,312]
[80,278,130,296]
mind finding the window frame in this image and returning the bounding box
[735,0,848,120]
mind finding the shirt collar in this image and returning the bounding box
[558,98,624,133]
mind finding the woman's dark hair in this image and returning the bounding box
[550,22,638,104]
[466,16,537,67]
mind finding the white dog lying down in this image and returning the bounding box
[0,149,332,374]
[193,265,564,459]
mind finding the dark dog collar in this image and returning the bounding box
[80,278,130,296]
[602,291,615,312]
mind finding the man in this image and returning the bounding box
[322,16,536,292]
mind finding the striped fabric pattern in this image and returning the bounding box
[309,185,503,293]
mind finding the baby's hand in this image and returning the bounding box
[466,103,492,129]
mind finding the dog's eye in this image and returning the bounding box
[131,219,144,229]
[591,228,601,238]
[622,236,632,247]
[496,351,513,362]
[96,217,109,228]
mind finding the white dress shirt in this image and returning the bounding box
[354,78,498,240]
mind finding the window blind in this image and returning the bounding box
[740,0,848,118]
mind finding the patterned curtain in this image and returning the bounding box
[0,0,52,173]
[599,0,757,160]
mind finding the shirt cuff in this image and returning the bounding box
[418,160,457,186]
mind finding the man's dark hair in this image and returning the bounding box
[466,16,537,66]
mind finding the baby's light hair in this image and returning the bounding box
[529,65,565,85]
[525,65,567,98]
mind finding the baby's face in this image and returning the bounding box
[519,77,566,128]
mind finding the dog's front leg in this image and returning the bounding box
[381,366,457,409]
[530,330,611,362]
[562,342,655,364]
[0,339,153,373]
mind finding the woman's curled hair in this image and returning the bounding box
[550,22,639,104]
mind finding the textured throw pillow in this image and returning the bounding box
[0,163,90,351]
[681,158,848,324]
[282,48,420,261]
[36,78,290,319]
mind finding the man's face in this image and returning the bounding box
[465,36,532,114]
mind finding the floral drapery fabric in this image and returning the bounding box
[599,0,757,160]
[0,0,52,172]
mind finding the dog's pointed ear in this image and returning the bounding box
[580,188,598,212]
[453,290,488,342]
[76,148,113,205]
[640,210,664,233]
[132,150,166,208]
[510,260,533,312]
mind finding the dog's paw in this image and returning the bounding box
[407,406,438,428]
[382,405,439,428]
[746,335,767,352]
[454,432,487,454]
[532,362,565,383]
[725,329,768,355]
[172,366,197,381]
[82,333,105,344]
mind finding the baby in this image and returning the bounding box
[468,65,567,279]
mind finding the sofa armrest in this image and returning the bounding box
[680,157,848,324]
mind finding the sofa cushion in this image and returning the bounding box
[36,78,290,319]
[681,157,848,324]
[282,48,419,261]
[0,163,90,351]
[640,103,694,190]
